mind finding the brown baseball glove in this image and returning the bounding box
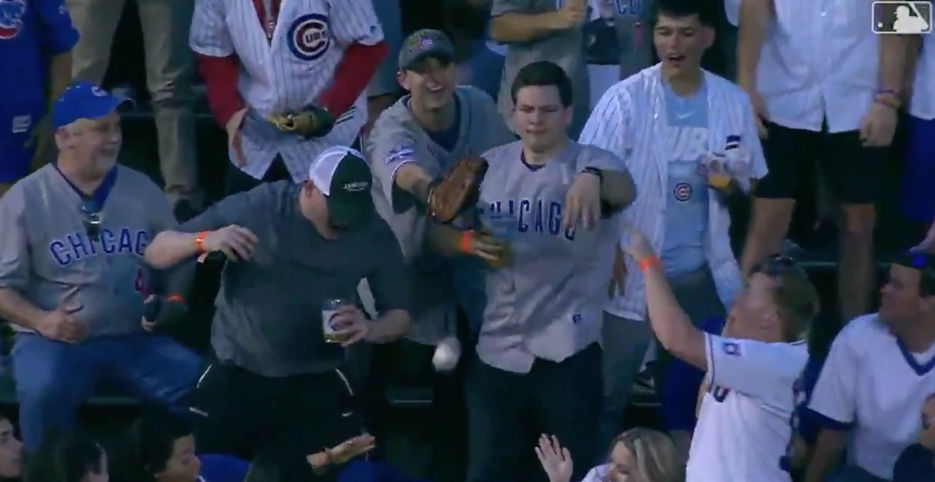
[268,105,335,138]
[427,155,489,223]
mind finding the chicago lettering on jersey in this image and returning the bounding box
[48,228,149,267]
[710,383,731,403]
[486,200,576,240]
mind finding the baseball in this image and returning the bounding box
[432,336,461,373]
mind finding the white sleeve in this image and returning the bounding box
[705,334,808,404]
[330,0,384,47]
[578,87,633,164]
[806,331,858,428]
[189,0,234,57]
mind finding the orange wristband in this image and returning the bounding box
[639,255,661,272]
[460,231,473,254]
[166,294,185,303]
[194,231,208,254]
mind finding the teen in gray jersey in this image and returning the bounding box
[367,29,515,351]
[144,147,411,482]
[490,0,592,138]
[0,83,203,453]
[442,62,635,482]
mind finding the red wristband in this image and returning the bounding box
[639,255,661,272]
[195,231,208,254]
[166,294,185,303]
[460,231,473,254]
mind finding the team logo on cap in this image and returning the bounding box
[673,182,693,202]
[288,14,331,61]
[342,181,369,192]
[419,36,434,49]
[91,86,108,97]
[0,0,27,40]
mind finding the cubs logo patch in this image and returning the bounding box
[0,0,27,40]
[722,341,741,356]
[673,182,693,202]
[288,14,330,61]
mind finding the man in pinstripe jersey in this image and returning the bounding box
[579,0,767,460]
[190,0,389,195]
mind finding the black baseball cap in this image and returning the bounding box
[308,147,374,232]
[398,29,455,71]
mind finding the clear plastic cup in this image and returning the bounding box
[322,298,350,343]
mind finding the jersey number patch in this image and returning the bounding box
[288,14,331,61]
[133,267,146,295]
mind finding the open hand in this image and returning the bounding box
[535,434,573,482]
[564,171,602,231]
[467,231,509,267]
[307,434,376,470]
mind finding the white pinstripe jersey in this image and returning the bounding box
[742,0,879,133]
[190,0,384,182]
[579,65,766,322]
[911,31,935,120]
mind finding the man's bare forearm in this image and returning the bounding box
[144,231,201,269]
[736,0,772,87]
[642,259,707,369]
[394,163,433,203]
[600,170,637,210]
[365,309,411,343]
[490,11,565,43]
[879,34,911,93]
[0,288,45,331]
[804,429,847,482]
[49,51,73,105]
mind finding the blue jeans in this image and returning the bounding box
[12,333,203,452]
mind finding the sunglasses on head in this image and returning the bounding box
[752,254,803,276]
[80,200,102,240]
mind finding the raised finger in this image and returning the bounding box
[550,435,562,456]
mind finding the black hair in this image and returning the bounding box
[896,251,935,297]
[652,0,719,28]
[131,407,193,477]
[510,61,574,108]
[24,429,106,482]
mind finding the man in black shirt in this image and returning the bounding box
[144,146,411,481]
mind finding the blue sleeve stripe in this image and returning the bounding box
[804,407,852,431]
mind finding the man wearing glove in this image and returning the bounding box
[366,29,514,350]
[190,0,389,195]
[461,61,635,482]
[144,146,412,482]
[0,83,203,454]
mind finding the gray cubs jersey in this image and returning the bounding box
[366,86,514,344]
[492,0,590,136]
[476,140,624,374]
[0,165,177,336]
[610,0,655,79]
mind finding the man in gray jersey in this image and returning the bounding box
[441,61,636,482]
[367,29,515,351]
[490,0,592,138]
[144,146,411,482]
[0,82,203,453]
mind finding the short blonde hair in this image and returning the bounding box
[607,428,685,482]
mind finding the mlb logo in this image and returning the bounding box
[872,1,933,34]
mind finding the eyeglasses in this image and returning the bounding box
[80,200,102,240]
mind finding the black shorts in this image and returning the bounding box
[190,363,361,482]
[754,121,888,204]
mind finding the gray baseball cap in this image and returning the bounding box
[398,29,455,71]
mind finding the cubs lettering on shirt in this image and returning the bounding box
[687,334,808,482]
[48,228,149,267]
[0,165,178,337]
[189,0,384,182]
[475,141,625,374]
